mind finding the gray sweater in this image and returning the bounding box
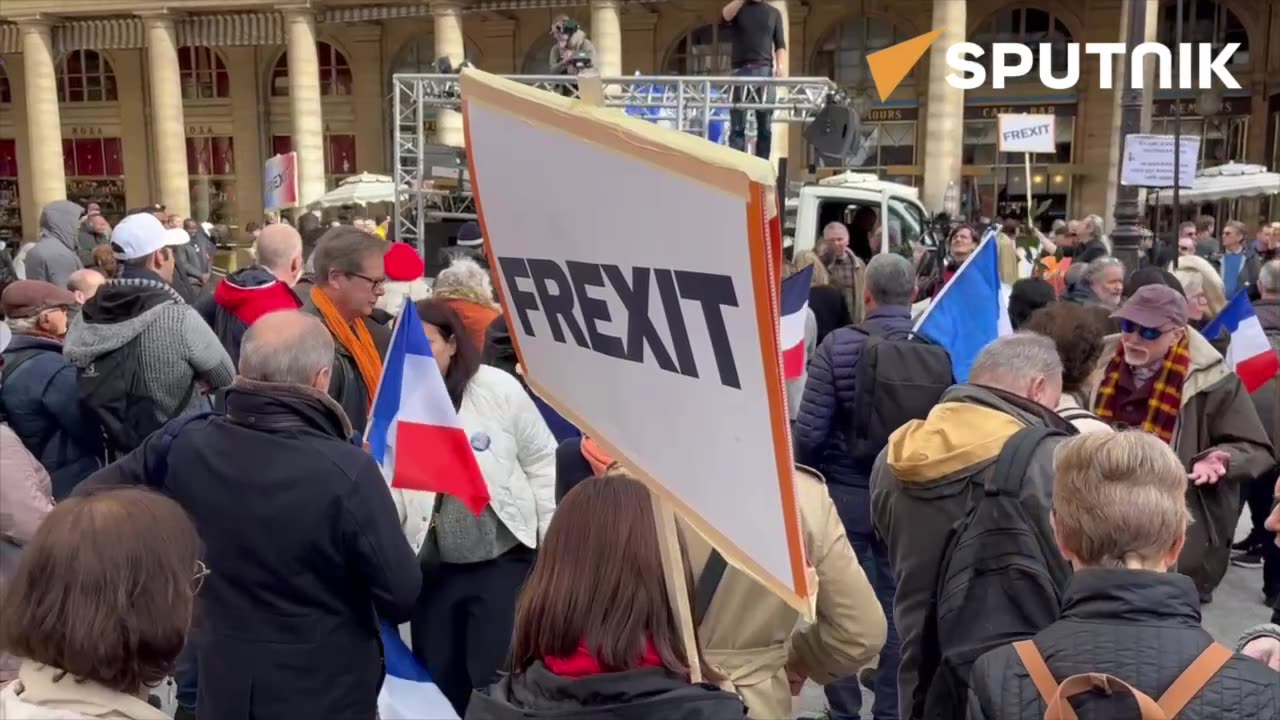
[63,278,235,417]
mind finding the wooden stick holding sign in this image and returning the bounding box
[998,114,1056,222]
[573,71,704,683]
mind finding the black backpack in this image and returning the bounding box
[915,425,1071,720]
[77,338,195,459]
[847,325,954,465]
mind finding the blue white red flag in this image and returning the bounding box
[365,299,491,514]
[780,265,814,380]
[914,228,1012,382]
[377,622,459,720]
[1201,291,1280,393]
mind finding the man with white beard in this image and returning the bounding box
[1091,284,1273,604]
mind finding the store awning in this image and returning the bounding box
[1148,163,1280,205]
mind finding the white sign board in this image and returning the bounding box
[997,114,1057,154]
[1121,134,1201,188]
[460,69,809,610]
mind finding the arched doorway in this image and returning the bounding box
[57,49,126,222]
[963,6,1078,226]
[663,23,732,76]
[385,34,482,150]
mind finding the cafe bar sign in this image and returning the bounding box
[965,103,1078,119]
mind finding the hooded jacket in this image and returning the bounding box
[968,569,1280,719]
[196,266,302,368]
[62,268,235,420]
[870,384,1076,715]
[24,201,83,289]
[467,663,746,720]
[1090,329,1275,594]
[0,333,102,498]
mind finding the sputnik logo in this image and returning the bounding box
[865,30,1243,102]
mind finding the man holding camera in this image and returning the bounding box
[723,0,788,160]
[549,16,597,76]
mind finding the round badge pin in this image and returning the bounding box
[470,431,491,452]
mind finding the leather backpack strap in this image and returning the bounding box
[1013,640,1068,716]
[1156,642,1233,717]
[1046,674,1168,720]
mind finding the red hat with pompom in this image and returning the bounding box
[383,242,424,282]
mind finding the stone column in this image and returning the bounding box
[590,0,621,77]
[282,5,327,206]
[432,1,466,148]
[920,0,965,213]
[141,12,191,218]
[766,0,789,168]
[17,18,66,210]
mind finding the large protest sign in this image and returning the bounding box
[460,68,810,611]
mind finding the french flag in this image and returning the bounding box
[781,265,814,379]
[377,622,459,720]
[1202,291,1280,393]
[366,299,491,514]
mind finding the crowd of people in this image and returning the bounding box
[4,183,1280,720]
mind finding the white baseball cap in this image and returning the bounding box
[111,213,190,260]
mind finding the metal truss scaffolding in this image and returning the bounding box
[393,73,839,251]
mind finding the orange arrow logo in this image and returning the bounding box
[866,29,942,102]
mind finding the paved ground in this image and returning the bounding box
[790,514,1274,719]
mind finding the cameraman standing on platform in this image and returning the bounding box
[548,16,597,77]
[723,0,787,160]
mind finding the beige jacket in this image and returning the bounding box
[686,467,887,720]
[0,661,170,720]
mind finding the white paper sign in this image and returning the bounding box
[460,69,810,610]
[1121,134,1200,188]
[997,114,1057,154]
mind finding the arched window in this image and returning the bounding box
[388,35,482,76]
[971,7,1074,81]
[522,34,558,74]
[814,16,916,94]
[271,41,352,97]
[57,50,118,102]
[179,46,230,100]
[0,64,10,103]
[1158,0,1249,68]
[664,23,732,76]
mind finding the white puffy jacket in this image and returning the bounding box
[394,364,557,554]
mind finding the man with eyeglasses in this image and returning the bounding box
[1092,284,1273,605]
[302,226,390,435]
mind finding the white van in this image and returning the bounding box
[787,172,937,256]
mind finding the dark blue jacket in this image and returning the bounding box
[0,334,101,498]
[794,306,914,489]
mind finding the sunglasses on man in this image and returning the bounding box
[1119,319,1170,341]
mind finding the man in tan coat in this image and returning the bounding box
[685,466,887,719]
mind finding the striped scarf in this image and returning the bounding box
[1094,335,1191,444]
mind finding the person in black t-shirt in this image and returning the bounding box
[722,0,787,160]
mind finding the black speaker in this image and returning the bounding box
[803,102,858,159]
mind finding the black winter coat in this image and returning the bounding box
[968,569,1280,719]
[793,306,914,489]
[808,284,851,347]
[77,382,422,720]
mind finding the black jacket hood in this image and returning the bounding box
[467,664,747,720]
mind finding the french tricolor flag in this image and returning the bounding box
[781,265,814,380]
[377,622,459,720]
[1202,291,1280,393]
[366,299,491,514]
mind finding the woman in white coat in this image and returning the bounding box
[398,298,557,716]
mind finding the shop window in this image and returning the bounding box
[62,136,125,219]
[187,136,236,224]
[664,23,733,76]
[179,46,230,100]
[1150,115,1248,169]
[970,7,1074,82]
[0,65,11,104]
[271,41,352,97]
[1158,0,1249,69]
[57,50,118,103]
[270,135,357,188]
[0,139,20,235]
[962,114,1075,226]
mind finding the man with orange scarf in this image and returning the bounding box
[1091,284,1274,604]
[302,227,390,435]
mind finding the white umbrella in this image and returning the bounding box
[309,172,407,209]
[1148,162,1280,205]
